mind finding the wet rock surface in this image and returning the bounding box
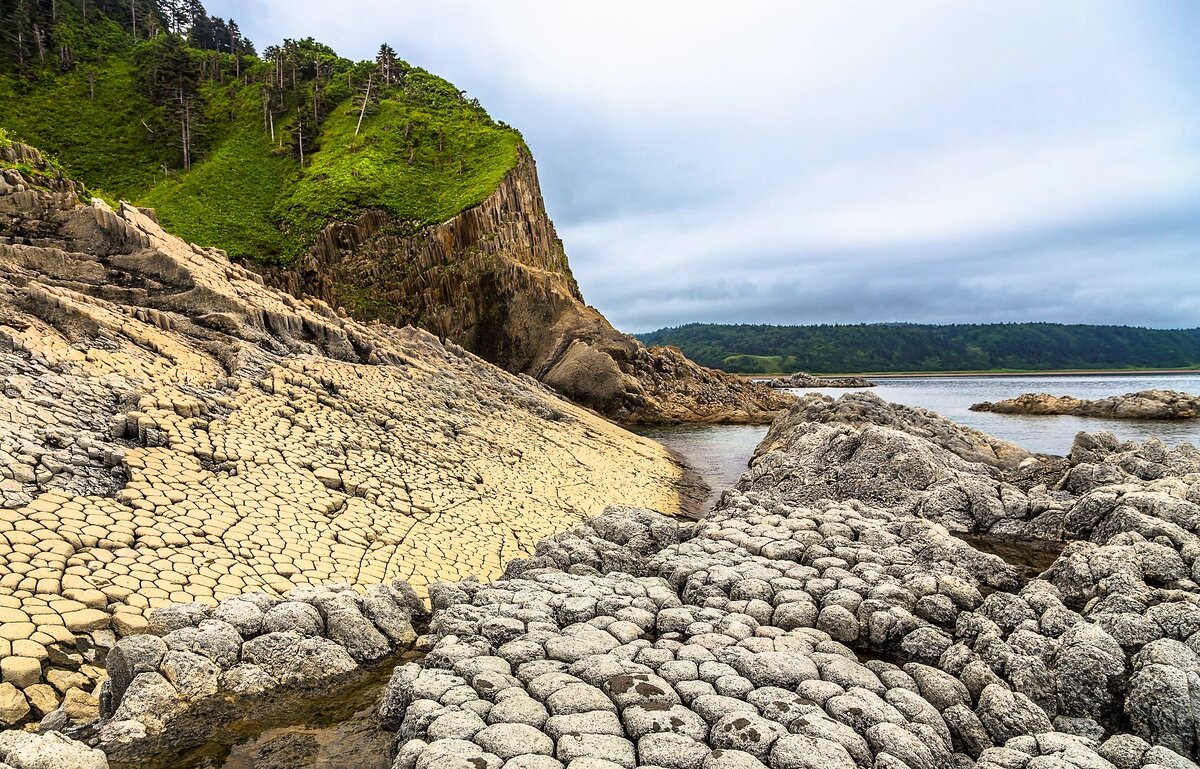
[971,390,1200,420]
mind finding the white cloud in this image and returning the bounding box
[209,0,1200,331]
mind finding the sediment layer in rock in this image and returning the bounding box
[971,389,1200,420]
[0,144,694,727]
[764,372,876,389]
[263,150,793,425]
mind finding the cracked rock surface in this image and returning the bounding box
[0,145,694,727]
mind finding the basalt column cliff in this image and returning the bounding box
[266,150,792,424]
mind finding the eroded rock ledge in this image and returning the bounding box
[971,390,1200,420]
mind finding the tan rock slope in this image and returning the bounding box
[0,143,696,725]
[265,149,793,424]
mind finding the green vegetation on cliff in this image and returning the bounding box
[0,1,521,262]
[637,323,1200,374]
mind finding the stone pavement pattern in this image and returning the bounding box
[90,578,426,761]
[0,146,690,726]
[365,393,1200,769]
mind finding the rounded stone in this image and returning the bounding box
[475,722,554,759]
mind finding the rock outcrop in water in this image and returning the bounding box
[0,143,697,729]
[764,372,875,389]
[764,392,1033,469]
[265,150,793,425]
[971,390,1200,420]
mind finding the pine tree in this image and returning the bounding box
[375,43,396,84]
[138,34,201,169]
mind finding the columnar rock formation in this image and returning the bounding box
[93,580,426,762]
[265,150,793,424]
[0,144,695,728]
[74,391,1200,769]
[971,390,1200,420]
[354,396,1200,769]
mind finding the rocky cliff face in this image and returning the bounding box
[0,143,695,729]
[264,150,792,424]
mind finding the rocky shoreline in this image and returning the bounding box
[763,372,876,389]
[10,389,1200,769]
[971,389,1200,420]
[5,144,1200,769]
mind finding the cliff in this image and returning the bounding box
[0,8,790,425]
[0,142,698,728]
[264,149,793,424]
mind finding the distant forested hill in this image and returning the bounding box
[635,323,1200,374]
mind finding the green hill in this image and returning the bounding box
[0,0,520,263]
[636,323,1200,374]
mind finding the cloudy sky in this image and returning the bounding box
[209,0,1200,333]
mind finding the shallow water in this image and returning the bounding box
[632,424,770,511]
[636,373,1200,510]
[134,650,420,769]
[814,373,1200,456]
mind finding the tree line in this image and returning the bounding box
[0,0,455,177]
[636,323,1200,374]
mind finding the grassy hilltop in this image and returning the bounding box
[0,1,521,263]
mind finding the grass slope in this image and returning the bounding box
[0,57,175,201]
[1,45,521,263]
[272,87,522,260]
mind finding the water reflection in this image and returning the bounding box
[631,423,769,512]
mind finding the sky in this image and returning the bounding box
[207,0,1200,334]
